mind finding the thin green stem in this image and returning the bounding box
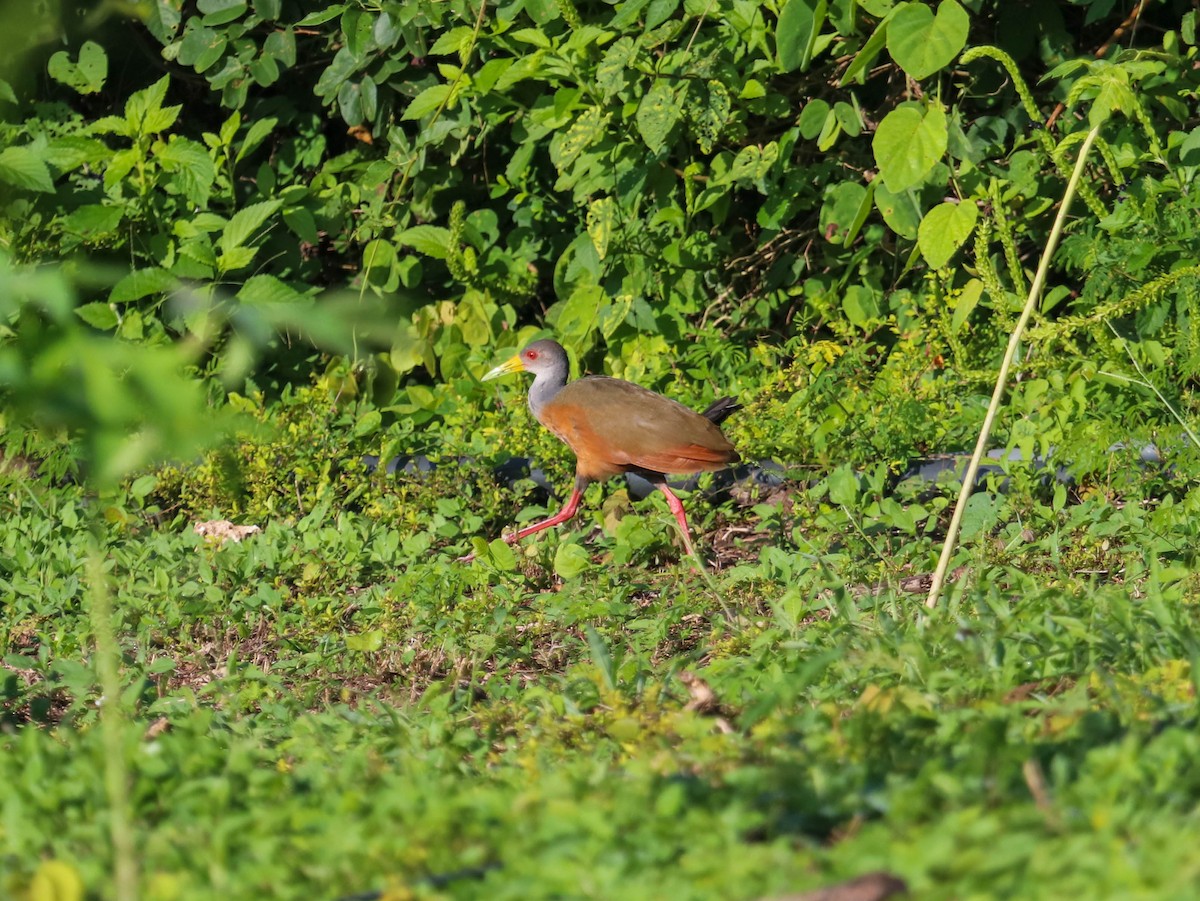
[88,542,139,901]
[925,124,1102,610]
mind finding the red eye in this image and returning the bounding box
[524,350,537,360]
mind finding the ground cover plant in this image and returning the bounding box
[3,1,1200,899]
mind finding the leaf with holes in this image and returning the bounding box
[636,80,679,154]
[587,197,616,261]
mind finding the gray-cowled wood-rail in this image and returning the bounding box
[469,338,740,561]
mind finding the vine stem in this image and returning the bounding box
[89,541,140,901]
[924,123,1102,610]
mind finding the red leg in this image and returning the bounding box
[656,483,699,559]
[460,477,589,562]
[506,481,585,542]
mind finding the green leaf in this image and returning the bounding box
[47,41,108,94]
[635,80,679,154]
[130,474,158,499]
[819,181,866,245]
[872,102,947,192]
[840,8,895,85]
[396,225,451,259]
[283,207,318,244]
[586,197,616,261]
[429,25,475,57]
[0,146,54,192]
[402,83,453,120]
[874,179,922,239]
[236,116,277,163]
[237,274,306,304]
[777,0,826,73]
[177,22,227,73]
[550,106,609,173]
[597,36,639,98]
[827,464,859,505]
[219,200,283,254]
[918,199,979,269]
[296,5,345,26]
[353,410,382,438]
[485,538,517,571]
[198,0,247,26]
[75,302,119,330]
[951,278,984,333]
[62,204,123,238]
[692,80,731,154]
[157,136,216,207]
[887,0,969,80]
[0,78,16,104]
[554,542,592,579]
[798,99,831,139]
[110,268,175,304]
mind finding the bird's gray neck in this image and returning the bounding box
[528,357,569,422]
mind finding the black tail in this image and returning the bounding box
[700,396,741,425]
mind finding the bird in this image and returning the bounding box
[466,338,740,562]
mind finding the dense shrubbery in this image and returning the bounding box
[2,1,1198,440]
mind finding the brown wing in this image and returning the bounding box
[539,377,739,480]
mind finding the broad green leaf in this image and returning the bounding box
[62,204,123,238]
[48,41,108,94]
[777,0,826,73]
[0,78,15,103]
[236,116,278,162]
[264,27,296,66]
[819,181,866,244]
[177,22,227,73]
[110,268,175,304]
[827,464,859,505]
[887,0,969,80]
[645,0,679,30]
[550,106,608,173]
[283,207,318,244]
[429,25,475,57]
[75,302,119,330]
[486,538,517,571]
[597,36,639,98]
[554,542,592,579]
[798,99,831,139]
[353,409,382,437]
[586,197,616,261]
[219,199,282,254]
[951,278,984,333]
[362,240,397,287]
[217,246,258,272]
[843,285,881,326]
[157,136,216,207]
[396,225,451,258]
[296,5,345,26]
[198,0,247,26]
[402,83,453,120]
[553,283,604,341]
[237,274,306,304]
[0,146,54,192]
[917,199,978,269]
[874,179,922,239]
[872,102,947,192]
[635,79,679,153]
